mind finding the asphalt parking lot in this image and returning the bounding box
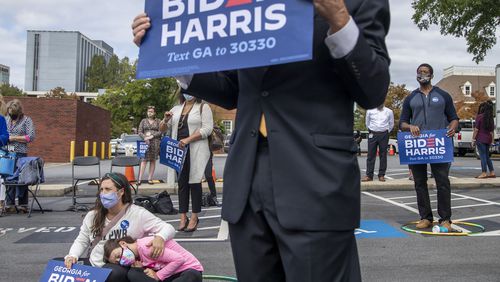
[2,186,500,281]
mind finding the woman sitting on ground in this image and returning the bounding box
[63,172,176,282]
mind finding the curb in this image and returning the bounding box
[35,178,500,197]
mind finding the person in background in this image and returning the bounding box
[362,104,394,182]
[160,91,213,232]
[472,101,496,179]
[5,99,35,213]
[138,106,162,185]
[0,102,9,216]
[204,152,220,206]
[353,130,362,156]
[399,63,459,231]
[103,235,203,282]
[64,172,175,282]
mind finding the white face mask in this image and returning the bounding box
[183,94,194,101]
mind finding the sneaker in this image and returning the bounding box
[416,219,432,229]
[441,220,452,232]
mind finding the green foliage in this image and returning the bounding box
[385,83,410,136]
[85,55,107,91]
[45,87,79,99]
[0,84,25,96]
[86,55,137,92]
[93,74,179,137]
[412,0,500,63]
[353,107,366,131]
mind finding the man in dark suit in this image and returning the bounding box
[133,0,390,280]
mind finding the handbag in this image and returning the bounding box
[200,103,225,152]
[0,150,16,176]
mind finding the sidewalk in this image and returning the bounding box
[35,178,500,197]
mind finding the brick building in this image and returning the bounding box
[436,66,496,104]
[208,104,236,135]
[4,97,110,162]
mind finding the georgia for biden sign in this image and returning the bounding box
[137,0,314,79]
[397,129,454,165]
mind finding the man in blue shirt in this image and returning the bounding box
[399,63,459,231]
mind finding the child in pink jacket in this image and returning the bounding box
[104,236,203,282]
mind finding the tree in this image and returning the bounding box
[0,84,25,96]
[85,55,107,91]
[384,83,411,135]
[93,76,179,137]
[412,0,500,63]
[455,90,490,119]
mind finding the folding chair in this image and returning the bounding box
[4,157,45,218]
[71,156,101,210]
[110,156,140,195]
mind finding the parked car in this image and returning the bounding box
[223,133,232,153]
[116,134,142,155]
[454,119,475,157]
[110,138,121,156]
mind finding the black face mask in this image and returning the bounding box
[417,74,432,85]
[9,114,18,120]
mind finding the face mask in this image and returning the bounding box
[417,74,431,85]
[119,248,136,266]
[100,192,120,209]
[9,114,18,120]
[183,94,194,101]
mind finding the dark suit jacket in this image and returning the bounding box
[187,0,390,231]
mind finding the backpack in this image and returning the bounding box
[134,197,156,214]
[200,103,225,152]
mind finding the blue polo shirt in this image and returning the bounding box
[399,86,458,131]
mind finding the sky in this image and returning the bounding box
[0,0,498,91]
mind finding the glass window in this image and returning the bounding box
[222,120,233,134]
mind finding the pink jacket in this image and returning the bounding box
[137,237,204,280]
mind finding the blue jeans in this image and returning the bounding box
[6,152,29,207]
[476,142,494,173]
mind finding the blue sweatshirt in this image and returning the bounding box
[399,86,458,131]
[0,115,9,147]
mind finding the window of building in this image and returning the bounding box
[462,81,472,97]
[222,120,233,134]
[488,82,495,97]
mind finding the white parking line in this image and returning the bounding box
[403,197,468,205]
[432,202,495,211]
[454,213,500,222]
[165,215,221,223]
[451,192,500,206]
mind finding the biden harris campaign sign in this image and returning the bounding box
[397,129,454,165]
[137,0,314,79]
[39,260,111,282]
[160,136,188,173]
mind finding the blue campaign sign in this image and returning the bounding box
[137,0,314,79]
[39,260,111,282]
[355,220,408,239]
[397,129,454,165]
[160,136,188,173]
[137,141,149,158]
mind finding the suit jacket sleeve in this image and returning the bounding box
[186,71,239,110]
[339,0,391,110]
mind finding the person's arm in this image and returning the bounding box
[159,110,174,134]
[140,208,176,258]
[365,111,370,131]
[152,119,163,138]
[65,212,93,267]
[444,93,459,137]
[321,0,391,109]
[138,119,146,139]
[179,104,214,148]
[0,116,9,146]
[153,247,187,281]
[388,109,394,132]
[9,117,35,143]
[399,96,420,137]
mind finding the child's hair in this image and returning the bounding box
[103,236,136,263]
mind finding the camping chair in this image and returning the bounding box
[110,156,140,195]
[4,157,45,218]
[71,156,101,210]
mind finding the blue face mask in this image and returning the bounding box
[100,192,120,209]
[183,94,194,101]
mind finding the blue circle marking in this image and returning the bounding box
[120,220,130,230]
